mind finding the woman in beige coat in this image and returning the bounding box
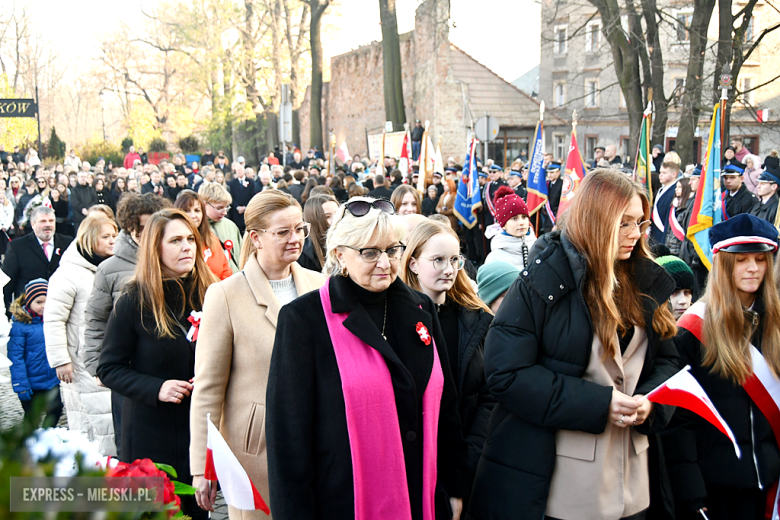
[190,190,325,519]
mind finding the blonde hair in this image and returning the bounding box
[663,151,682,167]
[701,251,780,384]
[239,190,302,269]
[324,199,405,277]
[560,169,677,359]
[76,214,118,257]
[88,204,115,221]
[401,221,491,314]
[198,182,232,205]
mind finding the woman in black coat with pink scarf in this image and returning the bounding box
[266,198,469,520]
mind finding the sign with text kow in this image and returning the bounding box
[0,99,37,118]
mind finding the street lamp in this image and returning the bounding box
[98,91,107,142]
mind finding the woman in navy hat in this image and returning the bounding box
[664,213,780,519]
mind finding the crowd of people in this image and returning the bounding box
[1,138,779,520]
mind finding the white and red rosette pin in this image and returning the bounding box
[416,322,431,345]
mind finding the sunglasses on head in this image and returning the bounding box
[344,198,395,217]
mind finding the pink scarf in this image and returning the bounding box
[319,280,443,520]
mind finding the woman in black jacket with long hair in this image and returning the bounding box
[467,169,680,520]
[98,209,218,520]
[401,220,494,509]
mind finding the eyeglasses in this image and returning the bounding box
[344,244,406,263]
[207,201,231,213]
[258,222,311,243]
[427,254,466,271]
[619,220,652,236]
[344,198,395,217]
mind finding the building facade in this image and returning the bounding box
[299,0,548,166]
[539,0,780,166]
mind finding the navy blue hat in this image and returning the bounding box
[489,164,503,172]
[432,171,442,178]
[546,162,562,172]
[690,165,702,177]
[759,168,780,185]
[509,169,522,177]
[478,172,488,179]
[709,213,779,254]
[445,166,458,173]
[722,160,746,175]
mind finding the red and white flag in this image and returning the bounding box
[336,141,351,164]
[669,205,685,241]
[205,414,270,514]
[646,366,741,458]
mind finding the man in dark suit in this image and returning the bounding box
[227,162,257,235]
[722,162,758,218]
[749,169,780,224]
[649,161,680,245]
[3,206,73,311]
[541,162,563,234]
[369,175,393,200]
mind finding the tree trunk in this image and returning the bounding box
[378,0,406,132]
[677,0,716,165]
[307,0,328,151]
[640,0,669,147]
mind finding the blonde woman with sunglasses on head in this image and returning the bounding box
[267,197,469,520]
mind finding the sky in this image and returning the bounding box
[32,0,541,84]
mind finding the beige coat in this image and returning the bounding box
[189,254,325,520]
[546,327,651,520]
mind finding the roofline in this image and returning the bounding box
[449,43,568,126]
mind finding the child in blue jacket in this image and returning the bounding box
[8,279,63,427]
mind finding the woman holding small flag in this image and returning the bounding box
[189,190,324,518]
[663,213,780,520]
[98,209,218,520]
[467,169,680,520]
[266,197,469,520]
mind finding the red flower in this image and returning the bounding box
[106,458,181,517]
[416,322,431,345]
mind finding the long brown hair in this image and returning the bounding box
[303,194,338,268]
[400,220,491,314]
[133,208,217,338]
[391,184,422,214]
[174,189,218,250]
[701,251,780,383]
[239,190,302,269]
[561,169,676,359]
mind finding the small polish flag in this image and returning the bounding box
[205,414,270,514]
[646,366,741,458]
[757,109,771,123]
[336,141,352,164]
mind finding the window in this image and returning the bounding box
[745,15,756,43]
[554,25,568,55]
[553,82,566,107]
[554,134,567,162]
[586,135,598,162]
[585,79,599,108]
[677,12,693,42]
[673,78,686,107]
[740,76,754,105]
[585,21,602,52]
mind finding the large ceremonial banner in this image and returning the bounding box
[454,138,481,229]
[686,105,723,270]
[525,120,547,216]
[634,103,654,203]
[557,128,587,218]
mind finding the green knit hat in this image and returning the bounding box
[477,261,521,306]
[655,256,694,292]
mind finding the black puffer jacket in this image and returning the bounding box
[663,297,780,513]
[466,230,680,520]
